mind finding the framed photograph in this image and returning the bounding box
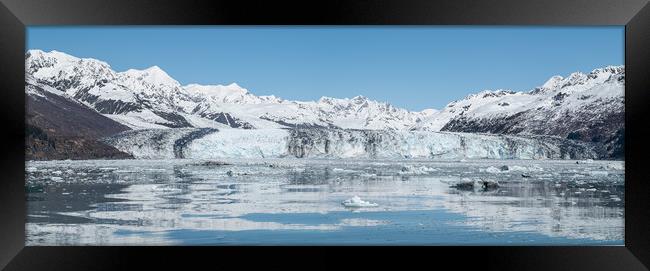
[1,0,649,269]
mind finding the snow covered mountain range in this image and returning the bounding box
[26,49,432,131]
[25,49,624,159]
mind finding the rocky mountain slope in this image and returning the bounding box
[26,75,132,160]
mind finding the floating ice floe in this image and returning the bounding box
[482,165,542,174]
[509,165,543,172]
[359,173,377,178]
[50,176,63,182]
[590,171,609,177]
[579,159,595,164]
[339,218,388,227]
[609,195,622,202]
[606,162,624,171]
[341,196,378,208]
[331,168,356,173]
[400,165,438,175]
[484,166,502,174]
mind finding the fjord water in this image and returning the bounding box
[25,159,624,245]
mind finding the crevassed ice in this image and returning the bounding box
[187,129,290,159]
[111,128,596,160]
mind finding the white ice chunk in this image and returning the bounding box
[342,196,379,208]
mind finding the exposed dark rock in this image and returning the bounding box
[451,181,475,190]
[260,115,337,129]
[154,111,193,128]
[441,104,624,159]
[72,89,142,114]
[480,180,500,190]
[201,112,254,129]
[26,83,132,160]
[26,125,132,160]
[451,179,499,191]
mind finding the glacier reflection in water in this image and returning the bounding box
[25,159,624,245]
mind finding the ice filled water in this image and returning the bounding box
[25,159,624,245]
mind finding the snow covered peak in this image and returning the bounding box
[553,66,624,93]
[420,108,439,116]
[318,96,335,104]
[465,89,515,100]
[185,83,242,94]
[541,75,564,90]
[146,65,163,72]
[590,65,624,76]
[530,66,624,95]
[414,65,625,132]
[26,49,79,63]
[564,71,587,85]
[120,65,179,88]
[226,82,244,89]
[26,49,117,96]
[183,83,268,104]
[26,49,112,71]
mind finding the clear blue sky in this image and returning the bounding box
[27,26,623,111]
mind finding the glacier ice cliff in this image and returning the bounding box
[103,128,600,160]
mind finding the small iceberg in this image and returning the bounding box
[510,165,543,172]
[590,171,609,177]
[484,166,502,174]
[606,162,624,171]
[400,165,438,175]
[342,196,378,208]
[50,176,63,182]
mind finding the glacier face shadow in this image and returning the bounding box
[25,159,623,245]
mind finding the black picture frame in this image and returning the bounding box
[1,0,649,270]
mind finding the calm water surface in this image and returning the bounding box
[25,159,624,245]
